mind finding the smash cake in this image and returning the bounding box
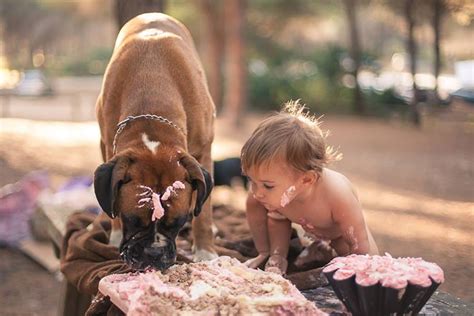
[99,256,326,315]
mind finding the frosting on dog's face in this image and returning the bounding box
[94,145,213,270]
[136,181,186,222]
[114,150,194,270]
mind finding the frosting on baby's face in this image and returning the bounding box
[280,185,296,207]
[246,160,306,211]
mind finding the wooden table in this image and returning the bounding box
[37,205,92,316]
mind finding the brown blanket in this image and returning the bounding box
[60,206,332,315]
[60,212,131,315]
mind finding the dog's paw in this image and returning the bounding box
[192,248,218,262]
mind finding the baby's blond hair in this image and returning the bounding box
[241,100,341,175]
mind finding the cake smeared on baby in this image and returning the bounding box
[242,101,379,275]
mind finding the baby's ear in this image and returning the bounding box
[302,170,318,185]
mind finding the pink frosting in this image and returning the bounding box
[161,181,186,201]
[151,193,164,221]
[173,181,185,189]
[380,275,408,289]
[326,254,444,289]
[333,268,355,281]
[408,274,432,287]
[137,182,186,221]
[355,272,379,287]
[322,262,345,273]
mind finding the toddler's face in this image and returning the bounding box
[246,160,306,211]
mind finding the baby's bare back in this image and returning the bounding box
[279,168,378,255]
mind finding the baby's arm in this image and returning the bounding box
[331,181,372,255]
[265,215,291,274]
[244,193,270,268]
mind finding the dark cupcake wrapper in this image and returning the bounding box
[399,278,441,315]
[412,278,441,315]
[381,285,406,315]
[324,268,442,316]
[324,271,362,316]
[323,270,343,300]
[356,282,381,316]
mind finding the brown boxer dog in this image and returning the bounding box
[94,13,216,270]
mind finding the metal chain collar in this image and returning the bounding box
[112,114,185,154]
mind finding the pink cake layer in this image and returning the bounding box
[323,254,444,288]
[99,256,327,316]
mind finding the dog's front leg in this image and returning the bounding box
[192,144,218,261]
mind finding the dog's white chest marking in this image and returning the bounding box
[142,133,160,154]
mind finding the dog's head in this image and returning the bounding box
[93,147,213,270]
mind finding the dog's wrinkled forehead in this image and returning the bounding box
[94,145,212,224]
[117,152,193,225]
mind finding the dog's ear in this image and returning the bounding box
[180,154,213,217]
[93,155,131,219]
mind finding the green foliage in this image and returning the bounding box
[363,88,408,117]
[248,44,353,114]
[247,41,408,117]
[48,48,112,76]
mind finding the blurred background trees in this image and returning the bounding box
[0,0,472,126]
[115,0,166,29]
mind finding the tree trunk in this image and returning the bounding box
[115,0,166,30]
[197,0,225,113]
[223,0,247,126]
[343,0,365,115]
[433,0,443,101]
[405,0,421,126]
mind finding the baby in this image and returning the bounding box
[241,101,378,275]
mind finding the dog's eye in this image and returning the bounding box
[123,174,132,184]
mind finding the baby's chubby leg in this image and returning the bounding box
[244,194,270,269]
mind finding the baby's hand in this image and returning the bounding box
[265,254,288,275]
[244,253,269,269]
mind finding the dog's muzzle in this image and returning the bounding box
[120,229,177,271]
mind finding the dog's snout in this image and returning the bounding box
[143,245,165,257]
[152,232,169,247]
[121,229,177,270]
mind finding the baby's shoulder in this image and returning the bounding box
[321,168,357,199]
[321,169,361,217]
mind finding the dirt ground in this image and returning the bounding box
[0,110,473,315]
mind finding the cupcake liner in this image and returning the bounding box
[398,283,431,315]
[402,278,441,315]
[324,271,362,316]
[355,282,381,316]
[381,285,405,315]
[322,255,444,316]
[323,270,342,299]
